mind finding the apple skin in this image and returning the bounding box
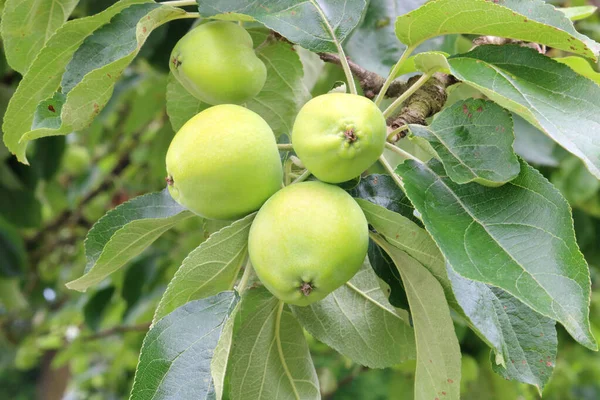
[166,105,282,220]
[170,21,267,105]
[292,93,387,183]
[248,181,368,306]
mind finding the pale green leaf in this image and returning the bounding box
[551,156,600,207]
[376,240,461,400]
[18,3,187,155]
[153,214,255,323]
[130,292,238,400]
[2,0,145,163]
[396,158,597,350]
[224,287,320,399]
[356,199,457,308]
[512,113,558,167]
[409,99,520,187]
[395,0,600,59]
[555,56,600,85]
[210,303,237,400]
[292,261,416,368]
[447,266,557,391]
[0,0,79,74]
[66,190,193,292]
[558,6,597,21]
[197,0,367,53]
[448,45,600,179]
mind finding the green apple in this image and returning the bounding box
[165,105,282,220]
[248,181,368,306]
[292,93,387,183]
[170,21,267,105]
[62,145,91,176]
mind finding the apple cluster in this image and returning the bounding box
[165,22,388,306]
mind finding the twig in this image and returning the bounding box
[386,73,457,142]
[82,323,151,341]
[318,53,415,99]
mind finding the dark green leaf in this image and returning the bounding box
[345,0,439,76]
[396,158,596,350]
[66,189,193,292]
[409,99,520,187]
[197,0,367,53]
[0,216,26,277]
[349,174,418,223]
[447,266,557,391]
[512,113,558,167]
[31,136,67,181]
[368,239,409,309]
[0,186,42,228]
[448,45,600,179]
[130,291,238,400]
[84,286,116,331]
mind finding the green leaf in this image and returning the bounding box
[357,199,458,309]
[166,73,209,132]
[153,214,255,323]
[197,0,367,53]
[166,30,308,138]
[447,266,557,391]
[551,156,600,207]
[0,0,79,74]
[396,158,597,350]
[18,3,187,156]
[0,216,26,277]
[66,189,194,292]
[349,174,417,223]
[367,239,410,309]
[2,0,146,163]
[395,0,600,59]
[558,6,597,21]
[84,286,116,331]
[556,56,600,85]
[512,113,558,167]
[246,29,310,137]
[291,261,416,368]
[448,45,600,179]
[223,287,320,399]
[0,185,42,228]
[130,291,238,400]
[376,240,461,400]
[344,0,440,77]
[409,99,520,187]
[0,278,28,311]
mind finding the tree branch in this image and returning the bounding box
[82,322,151,341]
[318,53,457,142]
[386,73,457,142]
[318,53,413,99]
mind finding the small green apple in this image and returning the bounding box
[170,21,267,105]
[248,181,368,306]
[292,93,387,183]
[165,105,282,220]
[62,145,91,175]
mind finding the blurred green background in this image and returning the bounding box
[1,0,600,399]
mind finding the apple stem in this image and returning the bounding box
[300,282,314,296]
[375,45,417,106]
[291,169,311,184]
[383,73,432,119]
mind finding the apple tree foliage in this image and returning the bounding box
[2,0,600,399]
